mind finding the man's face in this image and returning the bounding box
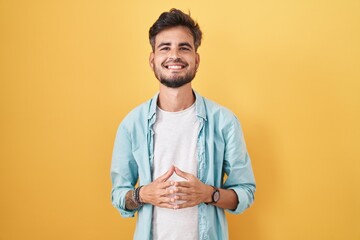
[149,26,200,88]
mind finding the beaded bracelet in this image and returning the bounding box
[133,185,144,208]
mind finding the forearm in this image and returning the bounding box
[125,190,141,210]
[111,123,141,215]
[201,184,238,210]
[212,188,238,210]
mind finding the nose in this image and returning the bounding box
[168,48,180,60]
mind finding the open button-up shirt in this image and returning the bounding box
[111,91,256,240]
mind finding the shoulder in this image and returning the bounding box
[200,96,245,139]
[123,100,150,121]
[118,98,152,132]
[202,97,239,124]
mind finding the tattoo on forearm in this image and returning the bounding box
[125,190,140,210]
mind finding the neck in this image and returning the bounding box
[158,83,195,112]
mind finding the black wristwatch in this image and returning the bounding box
[206,186,220,204]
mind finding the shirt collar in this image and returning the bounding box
[194,90,207,121]
[147,93,158,120]
[147,90,207,121]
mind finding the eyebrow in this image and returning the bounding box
[179,42,193,49]
[156,42,193,49]
[157,42,171,49]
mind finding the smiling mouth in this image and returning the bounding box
[163,62,188,70]
[165,65,185,70]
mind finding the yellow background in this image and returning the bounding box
[1,0,359,239]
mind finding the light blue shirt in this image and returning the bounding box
[111,91,256,240]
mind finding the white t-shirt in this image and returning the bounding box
[152,103,199,240]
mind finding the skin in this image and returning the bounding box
[149,25,199,95]
[125,26,238,211]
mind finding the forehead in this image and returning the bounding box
[155,26,195,46]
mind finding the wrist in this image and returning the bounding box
[204,185,220,204]
[139,185,146,204]
[133,186,144,207]
[204,185,214,203]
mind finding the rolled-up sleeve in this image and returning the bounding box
[222,117,256,214]
[110,123,139,217]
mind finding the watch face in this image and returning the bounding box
[213,190,220,202]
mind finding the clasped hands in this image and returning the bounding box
[139,165,213,209]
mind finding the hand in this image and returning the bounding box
[140,166,178,209]
[172,167,213,209]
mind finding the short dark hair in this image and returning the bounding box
[149,8,202,52]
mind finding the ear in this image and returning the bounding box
[195,52,200,70]
[149,52,154,70]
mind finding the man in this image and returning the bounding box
[111,8,256,240]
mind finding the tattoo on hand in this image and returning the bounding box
[125,190,140,210]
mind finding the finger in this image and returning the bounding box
[174,181,191,188]
[157,197,180,209]
[165,186,178,195]
[174,194,192,201]
[158,196,174,203]
[176,201,197,209]
[173,186,192,194]
[156,188,170,197]
[174,167,193,180]
[158,186,178,197]
[158,181,174,190]
[158,203,180,210]
[156,166,175,182]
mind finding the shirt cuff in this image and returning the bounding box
[226,186,254,214]
[112,188,136,218]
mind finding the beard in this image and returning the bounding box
[157,72,196,88]
[153,61,197,88]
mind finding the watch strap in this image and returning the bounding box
[205,185,220,205]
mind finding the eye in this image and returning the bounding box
[179,47,190,51]
[160,47,170,51]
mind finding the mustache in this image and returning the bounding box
[163,58,188,65]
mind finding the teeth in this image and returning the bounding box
[167,65,183,69]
